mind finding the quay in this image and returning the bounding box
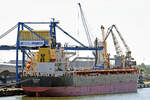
[137,83,150,88]
[0,88,24,97]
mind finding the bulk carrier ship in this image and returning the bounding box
[21,4,138,97]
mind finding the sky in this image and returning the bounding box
[0,0,150,64]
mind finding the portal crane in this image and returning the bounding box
[104,25,125,67]
[104,25,136,67]
[105,25,132,59]
[112,25,132,61]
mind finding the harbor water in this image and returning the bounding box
[0,88,150,100]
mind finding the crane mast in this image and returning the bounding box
[101,25,110,68]
[101,26,107,57]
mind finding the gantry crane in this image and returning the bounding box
[0,19,103,83]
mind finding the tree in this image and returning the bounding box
[141,63,146,68]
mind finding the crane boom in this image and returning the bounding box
[112,25,130,52]
[110,29,123,56]
[104,25,113,41]
[0,24,18,40]
[78,3,93,47]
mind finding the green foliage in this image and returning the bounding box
[136,63,150,74]
[136,65,145,72]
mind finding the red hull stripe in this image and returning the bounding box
[23,82,137,97]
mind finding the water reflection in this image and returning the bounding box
[22,95,106,100]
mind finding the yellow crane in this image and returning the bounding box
[101,25,110,68]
